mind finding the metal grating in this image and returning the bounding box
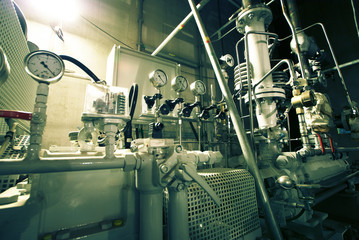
[0,0,37,132]
[165,168,261,240]
[188,168,261,239]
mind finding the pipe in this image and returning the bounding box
[280,22,357,112]
[151,0,210,56]
[187,1,283,239]
[286,0,301,30]
[0,122,18,156]
[137,0,144,51]
[168,187,190,240]
[314,183,347,205]
[139,191,163,240]
[0,157,126,175]
[280,0,308,79]
[323,59,359,73]
[26,83,49,161]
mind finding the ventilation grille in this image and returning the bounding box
[0,0,37,133]
[164,168,261,239]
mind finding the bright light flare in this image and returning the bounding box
[30,0,79,22]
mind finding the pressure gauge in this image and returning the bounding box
[24,50,65,84]
[171,75,188,92]
[149,69,167,88]
[220,54,235,68]
[190,80,206,96]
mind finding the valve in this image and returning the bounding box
[144,93,162,109]
[180,101,201,117]
[165,98,184,111]
[159,104,170,115]
[149,122,165,138]
[198,104,217,120]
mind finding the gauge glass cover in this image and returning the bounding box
[190,80,206,96]
[149,69,167,88]
[171,75,188,92]
[24,50,64,83]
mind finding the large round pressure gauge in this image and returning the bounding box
[171,75,188,92]
[149,69,167,88]
[24,50,65,84]
[190,80,206,96]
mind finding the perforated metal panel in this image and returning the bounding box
[0,0,37,132]
[164,168,261,239]
[187,168,261,240]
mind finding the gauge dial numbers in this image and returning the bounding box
[190,80,206,96]
[24,50,65,84]
[149,69,168,88]
[171,75,188,92]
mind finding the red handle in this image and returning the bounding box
[0,110,32,120]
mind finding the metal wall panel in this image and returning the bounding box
[0,0,37,132]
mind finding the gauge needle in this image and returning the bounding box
[40,61,55,76]
[157,74,163,83]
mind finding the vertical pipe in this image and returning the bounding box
[168,187,189,240]
[298,113,310,148]
[104,122,117,159]
[280,0,309,79]
[137,153,164,240]
[140,191,163,240]
[187,1,283,239]
[26,83,49,161]
[137,0,144,51]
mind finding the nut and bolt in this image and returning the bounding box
[177,183,185,191]
[175,145,183,153]
[160,164,169,173]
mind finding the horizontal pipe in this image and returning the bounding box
[314,183,347,205]
[323,59,359,73]
[0,157,125,175]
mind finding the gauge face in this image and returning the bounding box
[149,69,167,88]
[220,54,235,67]
[24,50,65,84]
[171,75,188,92]
[190,80,206,96]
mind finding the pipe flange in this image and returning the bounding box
[236,4,272,34]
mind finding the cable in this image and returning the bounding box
[351,0,359,39]
[81,16,134,49]
[124,84,138,148]
[59,55,102,83]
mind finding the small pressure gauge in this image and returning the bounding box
[24,50,65,84]
[149,69,167,88]
[220,54,235,68]
[190,80,206,96]
[171,75,188,92]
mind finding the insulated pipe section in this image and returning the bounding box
[151,0,210,56]
[187,1,283,239]
[168,187,190,240]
